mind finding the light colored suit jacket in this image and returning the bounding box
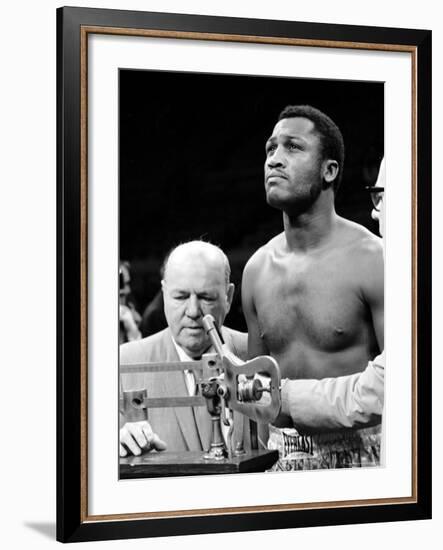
[120,327,248,452]
[280,352,385,432]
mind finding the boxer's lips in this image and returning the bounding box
[266,172,288,183]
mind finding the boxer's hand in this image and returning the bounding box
[119,421,167,457]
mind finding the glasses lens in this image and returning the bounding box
[371,192,381,210]
[369,188,384,211]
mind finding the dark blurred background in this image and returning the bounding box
[120,69,384,334]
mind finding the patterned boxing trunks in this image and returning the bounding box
[267,423,382,471]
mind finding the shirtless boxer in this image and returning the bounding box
[242,105,384,468]
[279,158,386,433]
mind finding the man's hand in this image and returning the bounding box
[119,420,167,457]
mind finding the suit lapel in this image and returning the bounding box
[221,326,231,351]
[161,328,246,453]
[161,331,204,452]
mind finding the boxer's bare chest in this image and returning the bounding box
[254,246,367,355]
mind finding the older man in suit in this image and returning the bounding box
[119,241,247,457]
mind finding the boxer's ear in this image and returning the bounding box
[322,159,339,186]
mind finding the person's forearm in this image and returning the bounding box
[280,359,384,432]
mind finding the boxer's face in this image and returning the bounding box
[162,256,234,357]
[265,117,325,213]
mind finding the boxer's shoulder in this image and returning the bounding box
[334,219,383,296]
[244,232,285,271]
[336,217,382,256]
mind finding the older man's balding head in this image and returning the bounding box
[161,241,234,357]
[163,241,231,288]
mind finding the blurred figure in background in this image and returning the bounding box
[140,289,167,338]
[119,261,142,344]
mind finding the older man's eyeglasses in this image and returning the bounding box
[365,186,384,211]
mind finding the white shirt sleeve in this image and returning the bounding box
[280,352,385,432]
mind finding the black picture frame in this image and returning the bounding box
[57,6,432,543]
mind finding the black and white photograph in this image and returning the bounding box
[118,69,385,478]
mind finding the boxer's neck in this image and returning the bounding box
[282,193,337,252]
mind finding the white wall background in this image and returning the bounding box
[0,0,438,548]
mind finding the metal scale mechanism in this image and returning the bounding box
[120,315,281,478]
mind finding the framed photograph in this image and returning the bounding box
[57,6,432,542]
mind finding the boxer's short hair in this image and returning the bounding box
[278,104,345,192]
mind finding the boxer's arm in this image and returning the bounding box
[361,239,385,350]
[241,256,269,358]
[279,353,385,432]
[242,255,271,447]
